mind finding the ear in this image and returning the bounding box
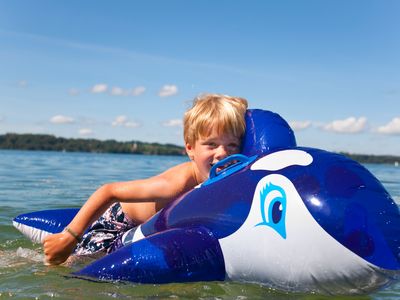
[185,143,194,160]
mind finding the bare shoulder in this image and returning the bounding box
[157,161,196,187]
[119,162,197,220]
[143,161,196,207]
[108,161,196,202]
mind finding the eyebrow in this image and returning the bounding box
[201,135,239,142]
[250,149,313,171]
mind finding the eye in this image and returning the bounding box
[272,201,283,224]
[202,141,217,148]
[228,143,239,150]
[256,182,287,239]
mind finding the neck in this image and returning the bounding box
[191,162,200,185]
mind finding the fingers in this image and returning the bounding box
[42,233,73,265]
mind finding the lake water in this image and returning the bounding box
[1,149,400,300]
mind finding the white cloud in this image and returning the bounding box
[68,88,80,96]
[159,84,178,97]
[110,86,146,97]
[124,121,140,128]
[324,117,367,133]
[289,120,311,131]
[91,83,108,94]
[110,86,126,96]
[50,115,75,124]
[79,128,93,136]
[70,84,145,97]
[376,117,400,135]
[112,115,140,128]
[163,119,183,127]
[131,86,146,96]
[112,115,128,126]
[18,80,28,88]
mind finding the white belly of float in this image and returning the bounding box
[219,174,393,294]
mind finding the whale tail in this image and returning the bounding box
[13,208,79,243]
[73,226,226,283]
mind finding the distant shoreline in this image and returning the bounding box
[1,133,399,165]
[338,152,400,165]
[0,133,186,156]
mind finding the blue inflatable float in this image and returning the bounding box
[13,109,400,294]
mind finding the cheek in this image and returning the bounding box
[199,154,212,166]
[197,148,212,159]
[197,153,212,169]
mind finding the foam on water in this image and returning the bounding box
[16,247,44,262]
[0,248,44,269]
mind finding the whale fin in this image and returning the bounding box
[74,226,226,283]
[13,209,79,243]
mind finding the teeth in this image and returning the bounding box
[210,160,238,171]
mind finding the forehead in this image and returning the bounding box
[198,127,239,141]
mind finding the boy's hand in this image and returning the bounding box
[43,232,77,265]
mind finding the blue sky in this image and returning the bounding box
[0,0,399,155]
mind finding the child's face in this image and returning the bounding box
[186,128,241,183]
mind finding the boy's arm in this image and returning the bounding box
[43,162,194,265]
[42,182,120,265]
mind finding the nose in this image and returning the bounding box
[215,145,229,160]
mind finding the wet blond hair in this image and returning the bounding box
[183,93,248,146]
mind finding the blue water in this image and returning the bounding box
[1,150,400,299]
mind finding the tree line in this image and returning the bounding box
[0,133,186,156]
[339,152,400,165]
[1,133,399,164]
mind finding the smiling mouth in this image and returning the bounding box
[210,160,238,172]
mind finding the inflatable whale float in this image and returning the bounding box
[13,110,400,295]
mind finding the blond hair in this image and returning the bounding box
[183,93,248,145]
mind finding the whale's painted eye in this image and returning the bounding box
[256,182,287,239]
[272,201,283,224]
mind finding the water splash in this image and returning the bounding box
[0,247,43,269]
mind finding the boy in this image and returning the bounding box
[43,93,248,265]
